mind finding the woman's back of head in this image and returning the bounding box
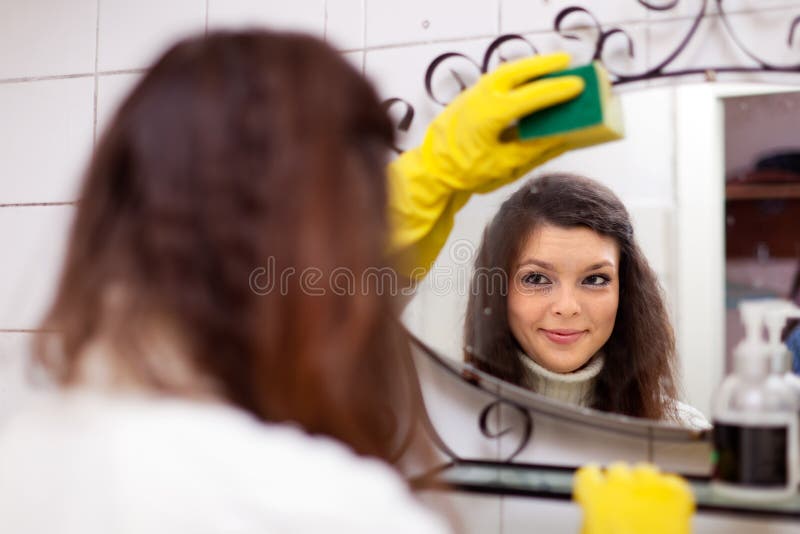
[38,30,413,460]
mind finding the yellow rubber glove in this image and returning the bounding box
[386,52,585,280]
[574,462,695,534]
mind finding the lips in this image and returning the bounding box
[540,329,586,345]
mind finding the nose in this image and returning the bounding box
[551,287,580,317]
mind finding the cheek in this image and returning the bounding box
[590,292,619,329]
[507,291,546,330]
[506,292,524,335]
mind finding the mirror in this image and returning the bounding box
[382,4,800,431]
[403,85,708,428]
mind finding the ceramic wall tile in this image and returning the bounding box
[95,72,142,139]
[0,77,94,204]
[98,0,206,71]
[418,491,501,534]
[326,0,364,50]
[365,0,499,48]
[0,0,96,79]
[208,0,325,36]
[0,206,75,330]
[0,333,52,425]
[502,497,581,534]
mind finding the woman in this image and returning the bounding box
[464,173,709,429]
[0,30,585,532]
[0,31,446,533]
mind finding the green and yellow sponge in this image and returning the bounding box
[518,61,624,149]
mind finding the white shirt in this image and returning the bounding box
[0,391,450,534]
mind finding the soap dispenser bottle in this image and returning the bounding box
[764,302,800,400]
[711,300,800,501]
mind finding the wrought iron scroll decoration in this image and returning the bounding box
[478,399,534,462]
[395,324,537,465]
[383,0,800,151]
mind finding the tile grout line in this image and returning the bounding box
[97,68,147,76]
[0,330,45,334]
[93,0,101,144]
[497,0,502,35]
[0,72,95,85]
[361,0,367,74]
[0,68,146,86]
[323,0,328,41]
[0,202,78,208]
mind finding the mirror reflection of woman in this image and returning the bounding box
[464,174,709,430]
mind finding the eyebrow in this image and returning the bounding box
[516,258,615,271]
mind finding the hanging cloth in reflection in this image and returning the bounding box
[787,326,800,374]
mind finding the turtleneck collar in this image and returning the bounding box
[520,352,605,407]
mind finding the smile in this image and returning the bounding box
[540,329,586,345]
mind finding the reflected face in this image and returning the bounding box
[507,224,620,373]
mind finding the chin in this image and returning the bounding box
[538,352,593,374]
[548,361,585,373]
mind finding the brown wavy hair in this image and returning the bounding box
[464,173,678,420]
[36,31,421,462]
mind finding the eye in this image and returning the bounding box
[521,272,552,286]
[583,274,611,287]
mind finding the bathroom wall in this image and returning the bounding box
[3,1,800,533]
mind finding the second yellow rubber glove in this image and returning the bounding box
[574,462,695,534]
[387,52,585,280]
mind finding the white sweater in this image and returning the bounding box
[520,353,711,430]
[0,391,450,534]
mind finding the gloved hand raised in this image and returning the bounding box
[387,52,585,279]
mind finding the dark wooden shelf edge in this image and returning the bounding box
[725,182,800,200]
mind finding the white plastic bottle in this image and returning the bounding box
[711,300,800,501]
[764,302,800,402]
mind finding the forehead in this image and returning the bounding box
[518,224,620,267]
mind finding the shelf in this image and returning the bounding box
[413,460,800,519]
[726,182,800,200]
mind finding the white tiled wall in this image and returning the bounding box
[0,333,50,423]
[207,0,326,35]
[326,0,365,50]
[95,72,143,139]
[0,206,74,331]
[0,0,96,79]
[2,3,800,528]
[365,0,499,48]
[0,77,94,203]
[97,0,207,72]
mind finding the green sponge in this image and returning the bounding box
[517,61,624,149]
